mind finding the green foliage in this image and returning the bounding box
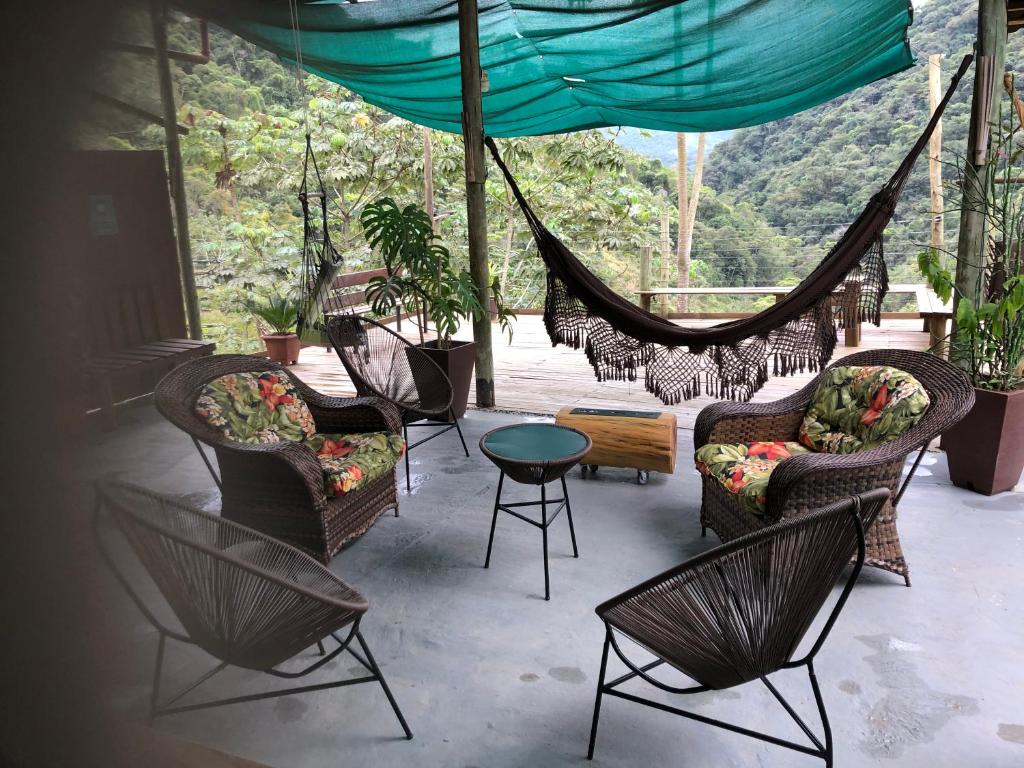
[704,0,1024,293]
[361,197,514,345]
[246,293,299,335]
[917,106,1024,390]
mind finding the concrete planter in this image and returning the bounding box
[419,339,476,419]
[943,387,1024,495]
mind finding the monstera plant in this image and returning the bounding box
[361,196,515,417]
[919,97,1024,495]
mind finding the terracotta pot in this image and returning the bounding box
[262,333,301,365]
[418,339,476,419]
[943,387,1024,495]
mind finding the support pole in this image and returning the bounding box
[457,0,495,407]
[676,133,688,314]
[151,0,203,340]
[639,245,652,312]
[928,54,944,254]
[953,0,1006,366]
[659,206,671,318]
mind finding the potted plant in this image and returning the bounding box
[248,293,302,365]
[919,104,1024,495]
[360,197,514,417]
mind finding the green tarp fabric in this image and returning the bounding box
[179,0,914,136]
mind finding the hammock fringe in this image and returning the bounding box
[488,57,970,404]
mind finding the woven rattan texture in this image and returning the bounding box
[154,354,401,562]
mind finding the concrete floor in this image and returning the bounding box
[89,405,1024,768]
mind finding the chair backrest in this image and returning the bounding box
[155,354,304,446]
[325,315,453,416]
[95,481,366,671]
[819,349,975,450]
[600,488,889,690]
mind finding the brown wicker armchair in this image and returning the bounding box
[694,349,975,585]
[325,315,469,493]
[155,354,402,562]
[587,489,888,766]
[95,481,412,737]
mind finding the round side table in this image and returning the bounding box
[479,423,592,600]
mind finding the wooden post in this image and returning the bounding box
[659,206,671,318]
[676,132,706,313]
[928,54,944,254]
[457,0,494,407]
[953,0,1007,367]
[639,245,652,312]
[152,1,202,340]
[676,133,688,314]
[415,126,437,335]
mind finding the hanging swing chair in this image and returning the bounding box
[295,132,345,341]
[485,55,972,404]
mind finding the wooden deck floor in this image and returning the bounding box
[290,316,930,430]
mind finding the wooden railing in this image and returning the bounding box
[636,283,952,348]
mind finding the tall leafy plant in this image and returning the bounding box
[361,197,514,347]
[918,105,1024,391]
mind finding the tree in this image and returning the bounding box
[676,132,707,312]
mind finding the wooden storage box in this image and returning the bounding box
[555,407,677,476]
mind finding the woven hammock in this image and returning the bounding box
[296,134,344,341]
[486,55,972,404]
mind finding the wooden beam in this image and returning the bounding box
[953,0,1007,368]
[89,89,189,134]
[457,0,494,407]
[151,0,203,340]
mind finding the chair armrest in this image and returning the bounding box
[765,449,905,521]
[295,384,402,434]
[693,382,816,449]
[228,440,329,508]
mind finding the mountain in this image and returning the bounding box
[703,0,1021,283]
[612,128,733,167]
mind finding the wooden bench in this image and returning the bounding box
[88,284,214,427]
[70,150,216,427]
[913,284,954,348]
[637,283,951,348]
[319,266,412,337]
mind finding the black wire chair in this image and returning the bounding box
[325,314,469,493]
[94,480,412,738]
[587,488,889,767]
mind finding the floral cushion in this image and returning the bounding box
[799,365,930,454]
[695,441,811,516]
[195,371,317,444]
[309,432,406,497]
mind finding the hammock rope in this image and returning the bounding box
[485,55,973,404]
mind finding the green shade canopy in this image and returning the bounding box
[181,0,914,137]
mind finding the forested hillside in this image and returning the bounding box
[88,11,799,350]
[84,0,1016,351]
[704,0,1024,288]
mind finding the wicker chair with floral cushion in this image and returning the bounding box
[155,354,405,562]
[694,349,975,585]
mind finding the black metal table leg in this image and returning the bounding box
[541,483,550,601]
[402,421,411,495]
[484,471,504,568]
[562,476,578,558]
